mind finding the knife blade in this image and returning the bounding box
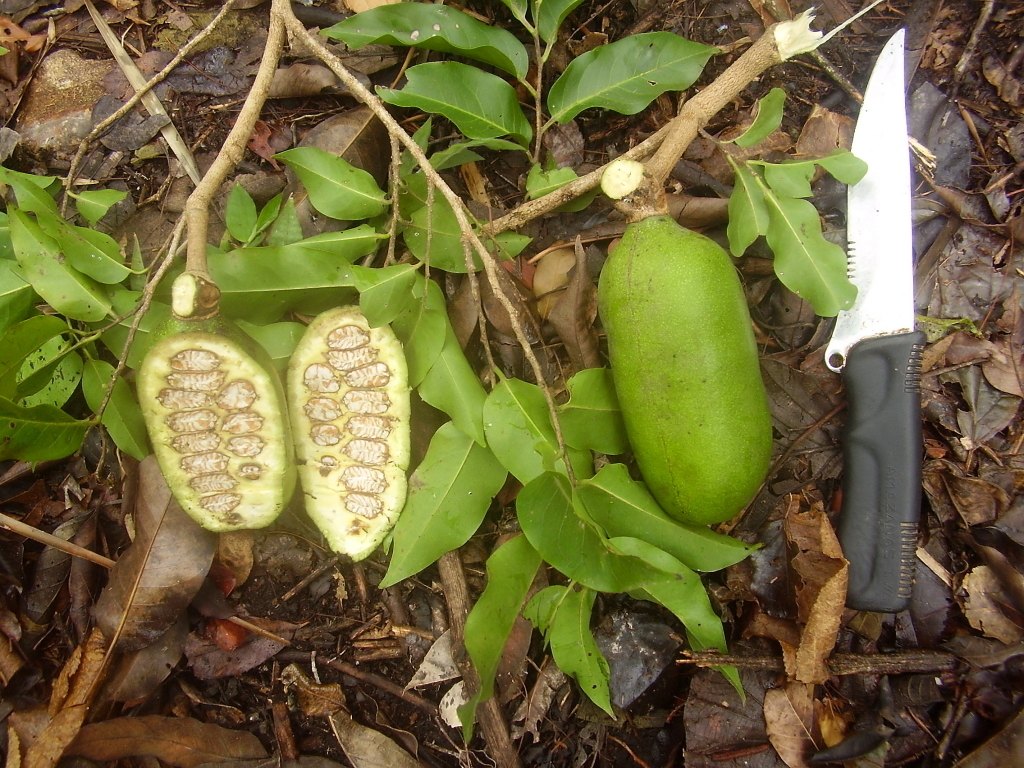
[824,28,925,614]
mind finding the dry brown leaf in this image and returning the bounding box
[102,617,189,703]
[795,105,855,159]
[217,531,256,588]
[67,715,267,768]
[329,710,422,768]
[962,566,1024,644]
[281,664,348,717]
[764,683,815,768]
[784,499,848,685]
[185,619,296,680]
[92,457,216,652]
[23,629,106,768]
[547,239,600,371]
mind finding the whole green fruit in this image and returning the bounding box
[598,214,772,525]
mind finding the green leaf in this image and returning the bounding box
[495,0,530,30]
[0,315,71,401]
[390,278,448,387]
[323,4,529,78]
[208,231,382,323]
[0,261,35,334]
[557,368,628,455]
[236,319,307,373]
[351,264,421,327]
[382,422,508,587]
[537,0,587,43]
[577,463,755,572]
[252,193,283,243]
[733,87,786,147]
[99,291,172,371]
[17,339,83,408]
[265,197,303,246]
[483,378,588,483]
[225,184,258,242]
[8,210,113,322]
[530,585,613,715]
[276,147,388,220]
[71,188,127,227]
[763,191,857,317]
[546,33,716,124]
[0,396,92,461]
[814,149,868,185]
[524,164,597,212]
[41,213,132,285]
[379,62,532,148]
[763,161,816,198]
[430,138,524,171]
[0,167,60,215]
[726,159,770,256]
[82,359,149,460]
[403,197,479,273]
[639,573,729,655]
[418,319,488,446]
[516,472,663,593]
[460,534,541,737]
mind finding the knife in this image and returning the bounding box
[824,29,925,614]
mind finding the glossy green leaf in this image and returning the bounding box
[813,149,868,185]
[0,396,92,462]
[403,197,479,272]
[537,0,587,43]
[379,62,532,148]
[390,278,448,387]
[382,422,507,587]
[526,585,612,715]
[495,0,530,30]
[99,292,172,371]
[524,164,597,212]
[225,184,258,242]
[557,368,627,455]
[0,167,60,215]
[763,191,857,317]
[734,87,786,147]
[252,194,284,243]
[726,159,770,256]
[483,378,588,483]
[577,463,755,572]
[8,210,113,322]
[17,339,83,408]
[547,33,716,123]
[459,534,541,737]
[324,4,528,78]
[0,261,35,334]
[208,233,381,323]
[352,264,420,327]
[429,138,524,172]
[236,319,307,373]
[639,573,729,655]
[0,315,71,400]
[418,320,487,446]
[42,213,132,285]
[82,359,149,460]
[276,147,388,220]
[265,197,303,246]
[71,188,127,227]
[516,472,662,593]
[763,160,816,198]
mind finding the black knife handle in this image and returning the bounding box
[837,331,925,613]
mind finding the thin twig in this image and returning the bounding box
[679,650,957,675]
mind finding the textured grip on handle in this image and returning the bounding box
[837,331,925,613]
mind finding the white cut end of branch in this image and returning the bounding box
[601,159,646,199]
[774,9,822,60]
[172,273,200,318]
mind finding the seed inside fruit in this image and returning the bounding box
[305,397,342,422]
[342,390,390,414]
[190,473,239,493]
[310,424,342,446]
[181,451,230,474]
[344,363,391,388]
[326,346,377,371]
[171,431,221,454]
[344,438,389,466]
[170,349,221,371]
[227,435,265,457]
[166,371,227,392]
[344,493,384,518]
[346,415,393,439]
[237,463,264,480]
[166,409,219,433]
[222,411,264,434]
[200,493,242,513]
[216,380,257,409]
[327,325,371,350]
[303,364,340,393]
[158,389,211,410]
[341,465,387,494]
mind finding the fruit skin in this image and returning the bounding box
[597,214,772,526]
[287,306,410,561]
[138,315,296,532]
